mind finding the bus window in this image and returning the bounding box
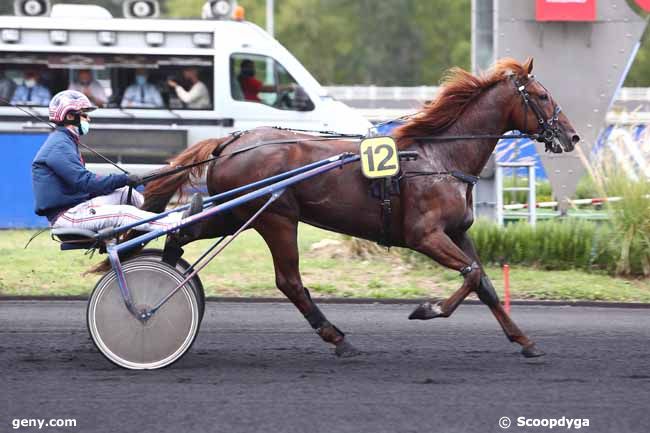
[230,53,314,111]
[107,56,213,110]
[0,52,214,110]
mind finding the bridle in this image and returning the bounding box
[403,73,566,153]
[512,74,563,153]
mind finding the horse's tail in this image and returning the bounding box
[87,137,227,274]
[144,137,226,212]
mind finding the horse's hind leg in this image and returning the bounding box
[407,229,482,320]
[254,213,361,358]
[453,233,544,358]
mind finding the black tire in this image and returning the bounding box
[87,259,201,370]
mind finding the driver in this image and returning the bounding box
[32,90,202,233]
[237,59,296,103]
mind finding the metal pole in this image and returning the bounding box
[266,0,274,37]
[528,164,536,226]
[495,163,504,226]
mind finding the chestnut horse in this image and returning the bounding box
[143,58,579,358]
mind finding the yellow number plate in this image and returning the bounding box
[359,136,400,179]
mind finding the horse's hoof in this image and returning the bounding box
[521,343,545,358]
[408,301,444,320]
[335,340,362,358]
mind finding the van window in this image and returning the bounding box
[230,53,314,111]
[0,52,214,110]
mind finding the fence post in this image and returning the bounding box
[528,164,536,226]
[503,263,510,314]
[495,163,504,226]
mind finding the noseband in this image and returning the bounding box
[512,75,563,153]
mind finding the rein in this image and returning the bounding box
[141,128,364,184]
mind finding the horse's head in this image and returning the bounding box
[507,58,579,153]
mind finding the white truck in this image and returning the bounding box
[0,0,371,227]
[0,0,370,165]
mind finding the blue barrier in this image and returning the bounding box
[0,132,49,228]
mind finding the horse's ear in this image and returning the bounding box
[524,57,534,74]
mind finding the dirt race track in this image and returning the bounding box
[1,300,649,433]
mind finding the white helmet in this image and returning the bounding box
[48,90,96,124]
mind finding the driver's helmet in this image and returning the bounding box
[48,90,96,124]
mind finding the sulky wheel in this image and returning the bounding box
[134,249,205,322]
[87,259,201,370]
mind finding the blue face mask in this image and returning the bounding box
[135,75,147,86]
[79,119,90,136]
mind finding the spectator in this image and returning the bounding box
[120,69,163,108]
[0,69,16,103]
[68,69,108,108]
[237,59,263,102]
[11,70,51,106]
[167,68,210,109]
[237,59,295,104]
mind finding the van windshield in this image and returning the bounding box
[0,52,213,110]
[230,53,314,112]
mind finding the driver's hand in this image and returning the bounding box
[126,174,143,187]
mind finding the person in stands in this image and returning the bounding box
[11,70,51,106]
[68,69,108,108]
[32,90,202,233]
[120,69,163,108]
[167,67,211,109]
[0,68,16,102]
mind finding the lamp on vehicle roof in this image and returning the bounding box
[97,31,117,46]
[123,0,160,19]
[145,32,165,47]
[49,30,68,45]
[1,29,20,44]
[201,0,237,20]
[192,33,213,48]
[13,0,51,17]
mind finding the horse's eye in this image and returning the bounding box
[539,94,549,101]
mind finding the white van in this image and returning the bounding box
[0,0,371,167]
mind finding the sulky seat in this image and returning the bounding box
[51,227,99,250]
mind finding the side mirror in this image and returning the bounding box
[293,86,314,112]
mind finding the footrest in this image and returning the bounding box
[51,228,99,250]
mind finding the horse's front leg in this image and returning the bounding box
[453,232,545,358]
[406,228,481,320]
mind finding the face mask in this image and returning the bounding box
[79,119,90,136]
[135,75,147,86]
[25,79,36,88]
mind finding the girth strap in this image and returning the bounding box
[373,177,401,248]
[380,178,393,247]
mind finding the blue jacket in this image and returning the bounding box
[32,127,128,221]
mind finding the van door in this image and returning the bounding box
[223,53,326,131]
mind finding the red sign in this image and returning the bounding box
[536,0,597,21]
[635,0,650,12]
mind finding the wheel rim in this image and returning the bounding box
[88,261,199,370]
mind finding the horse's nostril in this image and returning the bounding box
[571,134,580,144]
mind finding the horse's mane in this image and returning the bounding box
[394,58,530,145]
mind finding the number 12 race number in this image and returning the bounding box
[359,136,400,179]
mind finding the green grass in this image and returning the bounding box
[1,225,649,302]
